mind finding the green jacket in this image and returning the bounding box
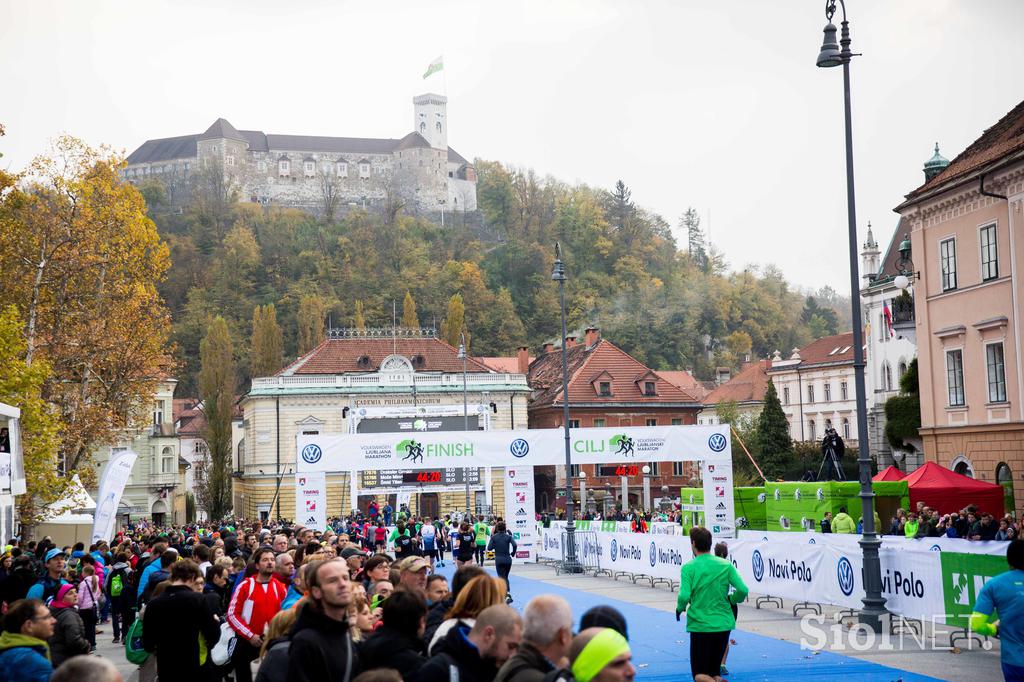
[832,512,856,534]
[904,520,920,538]
[474,522,490,545]
[677,554,749,633]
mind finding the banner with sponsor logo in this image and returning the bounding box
[295,472,327,529]
[299,425,734,535]
[737,530,1009,556]
[503,466,536,563]
[537,526,692,582]
[92,450,138,544]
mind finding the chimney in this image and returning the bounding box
[715,367,731,385]
[543,343,554,353]
[565,336,577,348]
[516,346,529,375]
[585,327,600,347]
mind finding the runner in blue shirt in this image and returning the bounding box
[971,539,1024,682]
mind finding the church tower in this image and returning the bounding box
[413,93,447,150]
[861,221,880,285]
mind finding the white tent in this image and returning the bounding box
[36,475,94,545]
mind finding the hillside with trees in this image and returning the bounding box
[140,159,848,394]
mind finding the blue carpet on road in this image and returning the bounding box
[430,561,938,681]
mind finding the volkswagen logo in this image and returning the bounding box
[837,557,855,596]
[708,433,727,452]
[808,538,816,544]
[752,550,764,582]
[510,439,530,458]
[301,444,322,464]
[649,541,657,567]
[930,544,941,552]
[610,539,618,562]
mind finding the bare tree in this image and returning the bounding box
[318,168,341,223]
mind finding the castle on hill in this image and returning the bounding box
[122,93,476,215]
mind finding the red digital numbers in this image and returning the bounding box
[416,471,442,483]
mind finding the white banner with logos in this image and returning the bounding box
[537,526,692,583]
[298,426,735,535]
[92,450,138,544]
[503,466,536,563]
[650,522,682,535]
[295,472,327,529]
[737,530,1009,556]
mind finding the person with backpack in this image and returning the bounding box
[139,550,178,606]
[226,547,285,682]
[104,552,133,644]
[142,560,221,682]
[26,549,68,603]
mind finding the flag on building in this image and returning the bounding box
[423,56,443,80]
[883,300,893,339]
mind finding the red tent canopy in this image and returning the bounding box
[873,465,906,481]
[903,461,1005,515]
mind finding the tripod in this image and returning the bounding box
[817,429,846,481]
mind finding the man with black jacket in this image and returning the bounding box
[415,604,522,682]
[359,588,429,679]
[288,559,359,682]
[495,595,572,682]
[142,560,221,681]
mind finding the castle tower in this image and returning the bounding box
[413,93,447,150]
[861,221,879,285]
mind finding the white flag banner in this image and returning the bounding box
[295,472,327,529]
[503,466,536,563]
[92,450,137,543]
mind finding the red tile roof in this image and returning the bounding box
[527,340,699,408]
[479,356,532,374]
[784,332,862,367]
[277,337,493,375]
[703,360,772,406]
[657,370,713,401]
[902,99,1024,205]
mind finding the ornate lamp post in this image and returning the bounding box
[552,243,581,572]
[815,0,887,632]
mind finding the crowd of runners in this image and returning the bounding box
[0,509,1020,682]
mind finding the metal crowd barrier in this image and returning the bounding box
[556,530,604,576]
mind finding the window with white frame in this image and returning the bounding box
[825,418,832,431]
[898,361,908,380]
[807,384,815,403]
[946,349,965,406]
[987,342,1006,403]
[569,464,580,478]
[648,462,659,475]
[593,418,606,428]
[304,161,315,177]
[278,160,290,176]
[842,417,850,439]
[672,461,685,476]
[783,386,790,405]
[940,238,957,291]
[646,418,657,426]
[568,419,580,429]
[824,383,831,402]
[359,163,370,179]
[980,224,998,281]
[225,155,235,166]
[337,162,347,177]
[808,419,816,441]
[257,161,266,173]
[841,381,848,400]
[161,446,174,474]
[670,418,682,426]
[882,362,893,391]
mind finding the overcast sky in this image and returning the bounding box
[3,0,1023,292]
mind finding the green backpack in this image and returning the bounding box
[109,573,124,597]
[124,617,148,665]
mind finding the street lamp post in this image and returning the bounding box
[641,465,652,512]
[815,0,886,632]
[552,243,582,572]
[579,470,587,516]
[458,334,470,516]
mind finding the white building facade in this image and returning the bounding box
[767,333,860,448]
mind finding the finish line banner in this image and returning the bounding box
[296,425,731,471]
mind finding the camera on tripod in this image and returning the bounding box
[818,427,846,481]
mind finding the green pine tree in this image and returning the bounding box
[757,379,792,480]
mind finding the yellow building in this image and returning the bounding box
[237,329,530,522]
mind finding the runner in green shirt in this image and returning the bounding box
[676,527,748,682]
[473,519,490,565]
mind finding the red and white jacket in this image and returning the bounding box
[227,575,286,641]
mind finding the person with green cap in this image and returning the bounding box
[568,627,635,682]
[676,527,748,682]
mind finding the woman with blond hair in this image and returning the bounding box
[348,594,377,642]
[253,606,299,682]
[427,574,506,655]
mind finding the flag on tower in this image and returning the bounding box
[423,56,444,79]
[883,300,894,339]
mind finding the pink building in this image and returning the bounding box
[896,100,1024,512]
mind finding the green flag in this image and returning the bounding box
[423,56,443,79]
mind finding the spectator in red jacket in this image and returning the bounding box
[227,547,286,682]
